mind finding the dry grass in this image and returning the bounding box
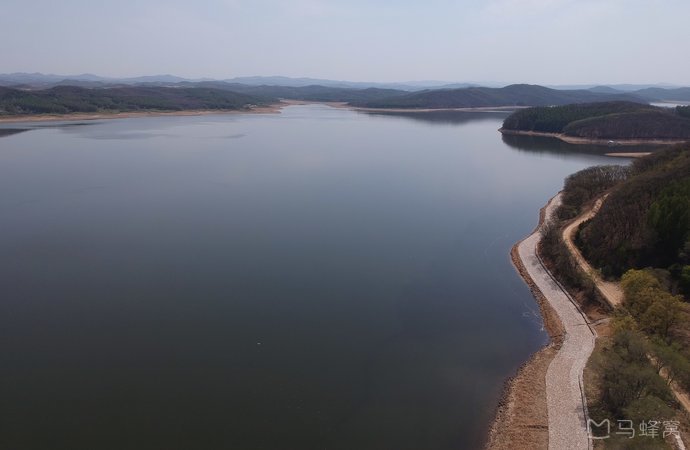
[485,346,555,450]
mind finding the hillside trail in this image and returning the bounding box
[563,195,689,449]
[561,195,623,308]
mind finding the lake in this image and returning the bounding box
[0,105,635,449]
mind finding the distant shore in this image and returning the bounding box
[280,99,523,113]
[499,128,689,146]
[0,104,285,124]
[0,102,527,125]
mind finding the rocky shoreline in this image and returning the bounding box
[485,196,565,450]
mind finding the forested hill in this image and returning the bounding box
[176,82,409,103]
[0,83,648,117]
[0,86,271,115]
[501,101,690,140]
[349,84,641,109]
[577,144,690,292]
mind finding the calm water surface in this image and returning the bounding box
[0,106,635,449]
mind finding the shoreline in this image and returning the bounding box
[280,99,523,114]
[0,103,286,124]
[504,193,596,449]
[0,101,517,125]
[486,196,565,450]
[354,105,524,113]
[0,103,537,125]
[499,128,689,146]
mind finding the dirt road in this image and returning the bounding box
[561,196,623,308]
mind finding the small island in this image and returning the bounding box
[500,101,690,145]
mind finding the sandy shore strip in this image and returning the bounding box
[604,152,652,158]
[355,105,525,113]
[0,103,286,124]
[500,128,689,146]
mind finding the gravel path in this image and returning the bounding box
[517,194,595,450]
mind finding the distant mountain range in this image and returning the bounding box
[0,72,200,87]
[3,73,687,97]
[0,73,481,92]
[1,73,689,116]
[548,83,685,92]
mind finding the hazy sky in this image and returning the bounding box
[2,0,689,84]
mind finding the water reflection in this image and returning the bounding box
[501,132,660,156]
[0,105,638,450]
[360,110,511,125]
[0,128,29,138]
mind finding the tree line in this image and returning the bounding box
[0,86,269,115]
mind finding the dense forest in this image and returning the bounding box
[564,110,690,139]
[502,102,651,133]
[349,84,641,109]
[678,105,690,118]
[577,144,690,294]
[0,86,270,115]
[502,102,690,140]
